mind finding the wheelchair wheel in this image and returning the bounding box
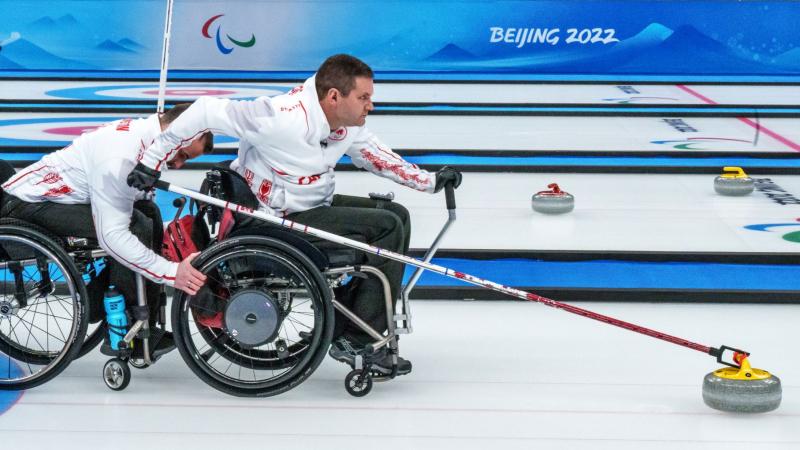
[75,322,105,359]
[0,221,88,390]
[172,235,333,397]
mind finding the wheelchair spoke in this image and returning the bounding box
[6,316,37,373]
[12,315,66,348]
[44,300,69,343]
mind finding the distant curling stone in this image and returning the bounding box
[531,183,574,214]
[714,167,754,196]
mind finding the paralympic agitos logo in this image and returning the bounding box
[745,220,800,244]
[202,14,256,54]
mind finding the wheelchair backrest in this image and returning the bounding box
[203,165,259,210]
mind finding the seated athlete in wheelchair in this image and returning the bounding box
[0,105,211,391]
[126,53,463,396]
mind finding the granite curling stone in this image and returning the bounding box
[714,166,754,196]
[702,356,781,413]
[532,183,574,214]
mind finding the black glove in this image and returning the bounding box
[434,166,462,193]
[127,162,161,191]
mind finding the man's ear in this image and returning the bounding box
[327,88,339,103]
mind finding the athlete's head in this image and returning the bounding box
[159,103,214,169]
[316,54,374,129]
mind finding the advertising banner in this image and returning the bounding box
[1,0,798,78]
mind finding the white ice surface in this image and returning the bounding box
[1,300,798,449]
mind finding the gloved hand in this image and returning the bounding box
[434,166,462,193]
[127,162,161,191]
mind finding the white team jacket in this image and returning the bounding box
[2,115,179,285]
[139,76,435,216]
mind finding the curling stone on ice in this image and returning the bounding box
[702,351,781,413]
[531,183,574,214]
[714,167,754,196]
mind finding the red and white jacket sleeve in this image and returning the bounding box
[346,128,435,193]
[90,159,178,285]
[138,96,271,171]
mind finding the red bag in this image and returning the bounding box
[162,197,209,262]
[162,214,199,262]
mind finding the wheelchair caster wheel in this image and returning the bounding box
[103,358,131,391]
[345,369,373,397]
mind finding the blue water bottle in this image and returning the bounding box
[104,287,128,350]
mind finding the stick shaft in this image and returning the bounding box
[156,0,174,114]
[163,181,712,355]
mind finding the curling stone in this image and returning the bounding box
[532,183,574,214]
[714,167,754,196]
[702,355,781,413]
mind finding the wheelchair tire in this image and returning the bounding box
[172,235,334,397]
[0,220,88,390]
[75,322,105,359]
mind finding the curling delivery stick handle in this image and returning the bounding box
[154,179,171,191]
[445,183,456,211]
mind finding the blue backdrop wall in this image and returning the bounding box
[0,0,798,77]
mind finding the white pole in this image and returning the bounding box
[156,0,175,113]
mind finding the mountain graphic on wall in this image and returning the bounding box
[96,39,136,53]
[616,25,784,73]
[118,38,146,50]
[27,16,58,30]
[0,54,22,69]
[26,14,81,34]
[0,38,94,69]
[772,48,800,69]
[426,43,475,61]
[56,14,79,26]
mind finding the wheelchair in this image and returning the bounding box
[0,218,173,392]
[168,166,453,397]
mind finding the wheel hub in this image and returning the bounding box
[0,300,18,318]
[224,288,282,348]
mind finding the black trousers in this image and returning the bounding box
[0,193,163,323]
[238,194,410,343]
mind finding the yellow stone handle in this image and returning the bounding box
[721,166,748,179]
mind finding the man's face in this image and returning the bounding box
[166,135,207,169]
[338,77,374,127]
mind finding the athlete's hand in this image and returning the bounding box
[434,166,463,193]
[127,162,161,191]
[174,252,206,295]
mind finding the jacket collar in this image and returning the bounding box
[300,76,331,143]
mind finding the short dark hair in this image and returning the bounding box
[160,103,214,154]
[201,131,214,154]
[160,103,191,124]
[315,54,373,100]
